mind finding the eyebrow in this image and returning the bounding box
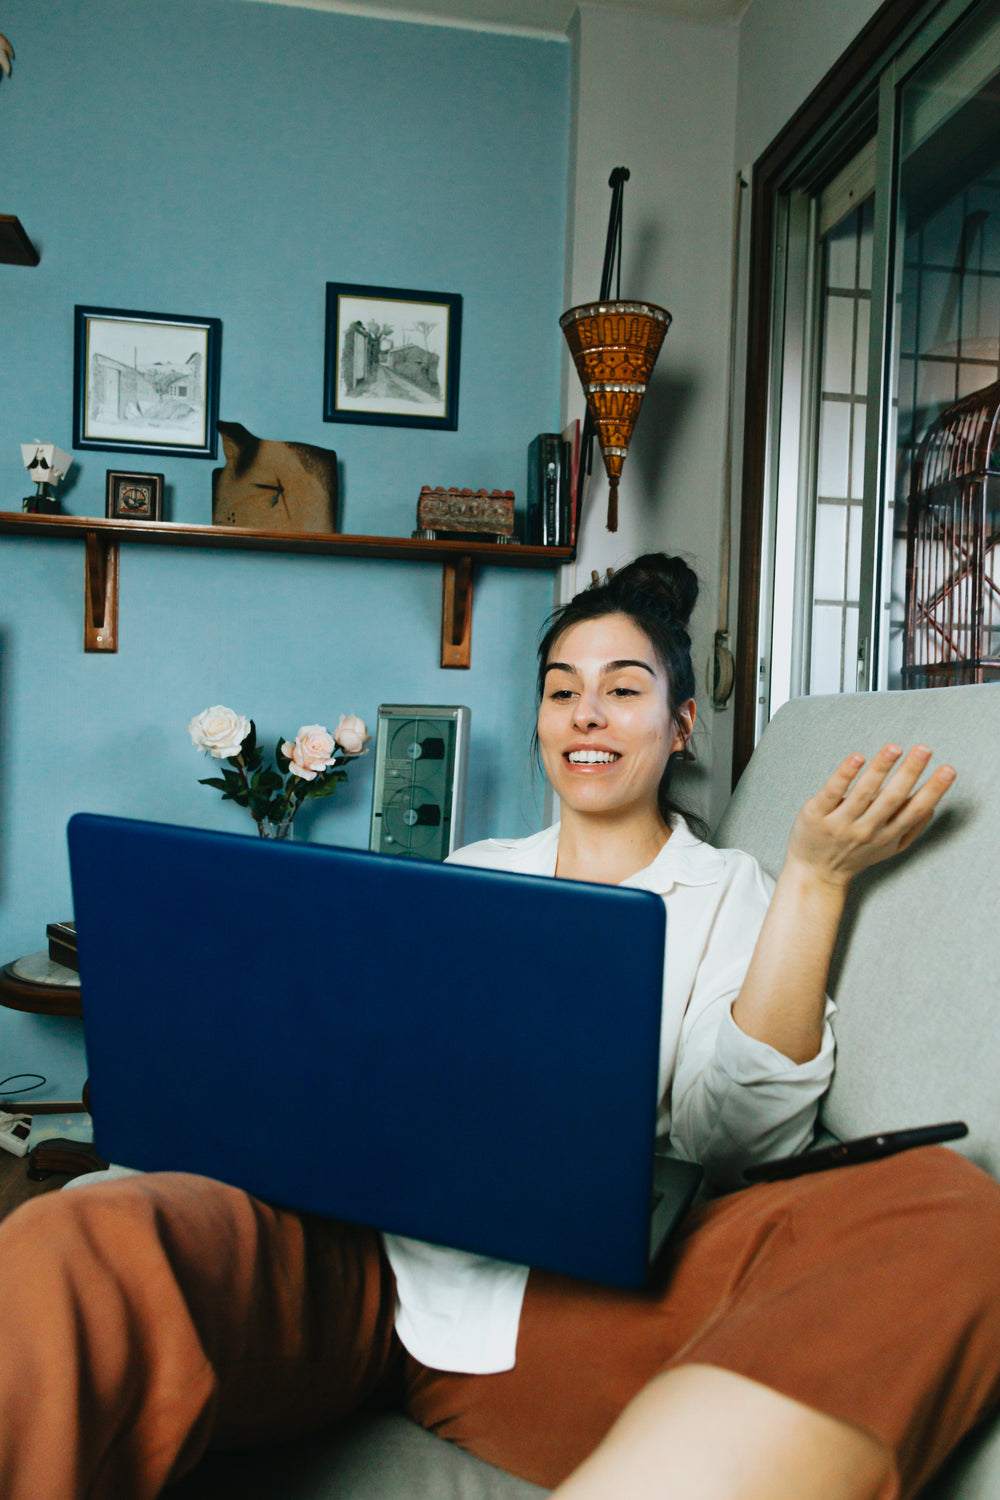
[543,658,657,677]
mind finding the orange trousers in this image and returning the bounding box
[1,1146,998,1500]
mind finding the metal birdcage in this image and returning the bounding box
[903,378,1000,688]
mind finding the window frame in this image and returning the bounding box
[732,0,982,783]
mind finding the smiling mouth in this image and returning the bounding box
[566,750,621,765]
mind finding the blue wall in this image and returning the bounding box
[0,0,570,1098]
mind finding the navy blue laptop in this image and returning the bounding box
[67,813,701,1288]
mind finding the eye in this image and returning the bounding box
[548,688,575,701]
[611,686,639,697]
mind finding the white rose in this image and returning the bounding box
[333,713,369,756]
[281,725,337,781]
[188,705,250,759]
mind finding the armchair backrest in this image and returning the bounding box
[713,685,1000,1180]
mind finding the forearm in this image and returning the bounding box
[730,857,847,1064]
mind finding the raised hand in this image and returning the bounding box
[787,744,956,890]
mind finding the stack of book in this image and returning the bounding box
[526,428,578,547]
[47,920,78,972]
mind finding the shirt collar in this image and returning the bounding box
[488,819,723,890]
[619,817,725,893]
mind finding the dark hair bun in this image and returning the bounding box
[609,553,698,633]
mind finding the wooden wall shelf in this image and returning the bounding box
[0,512,573,667]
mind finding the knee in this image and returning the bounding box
[0,1179,152,1268]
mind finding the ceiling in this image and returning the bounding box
[249,0,752,40]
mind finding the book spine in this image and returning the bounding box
[562,419,581,547]
[528,434,571,548]
[526,435,542,545]
[542,437,559,548]
[557,439,571,548]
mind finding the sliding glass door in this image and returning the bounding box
[742,0,1000,761]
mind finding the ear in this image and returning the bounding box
[670,698,696,757]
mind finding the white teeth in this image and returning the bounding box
[567,750,620,764]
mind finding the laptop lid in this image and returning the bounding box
[68,812,689,1288]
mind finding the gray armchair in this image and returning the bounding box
[174,684,1000,1499]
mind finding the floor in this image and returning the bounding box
[0,1145,74,1224]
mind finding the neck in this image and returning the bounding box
[555,805,673,885]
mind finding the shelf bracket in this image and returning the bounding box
[84,530,119,653]
[441,556,473,668]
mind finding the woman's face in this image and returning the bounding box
[537,613,693,822]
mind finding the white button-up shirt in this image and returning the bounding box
[384,820,836,1375]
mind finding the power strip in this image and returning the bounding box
[0,1112,32,1158]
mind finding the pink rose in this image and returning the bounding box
[334,713,369,756]
[281,724,337,781]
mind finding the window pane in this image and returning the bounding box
[807,191,874,701]
[810,606,846,694]
[817,399,851,497]
[887,0,1000,690]
[822,297,856,393]
[814,503,848,598]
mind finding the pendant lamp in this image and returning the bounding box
[560,169,671,532]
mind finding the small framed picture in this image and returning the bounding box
[105,470,164,521]
[74,306,222,459]
[324,282,461,430]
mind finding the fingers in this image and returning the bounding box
[834,743,955,844]
[810,752,866,814]
[838,743,907,815]
[885,760,955,835]
[857,745,953,826]
[815,743,955,825]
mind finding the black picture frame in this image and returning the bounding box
[324,282,461,430]
[74,305,222,459]
[105,470,164,521]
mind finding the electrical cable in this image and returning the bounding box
[0,1073,46,1094]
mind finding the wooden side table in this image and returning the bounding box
[0,951,83,1020]
[0,954,107,1179]
[0,950,86,1118]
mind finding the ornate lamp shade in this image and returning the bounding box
[560,299,671,531]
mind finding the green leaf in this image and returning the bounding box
[198,776,231,791]
[248,792,272,821]
[305,770,348,799]
[275,737,290,771]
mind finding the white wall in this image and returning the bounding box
[735,0,885,166]
[563,4,740,829]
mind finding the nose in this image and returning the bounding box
[571,689,607,730]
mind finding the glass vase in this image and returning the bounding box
[257,816,295,840]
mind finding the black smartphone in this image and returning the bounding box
[743,1121,968,1183]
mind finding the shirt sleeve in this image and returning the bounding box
[666,854,836,1190]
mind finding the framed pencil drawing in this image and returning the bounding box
[324,282,461,430]
[74,306,222,459]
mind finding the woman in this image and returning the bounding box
[1,554,998,1500]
